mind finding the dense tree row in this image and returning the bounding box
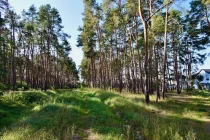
[0,1,79,91]
[78,0,210,103]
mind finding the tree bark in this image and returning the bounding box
[138,0,150,103]
[154,41,160,102]
[162,4,169,99]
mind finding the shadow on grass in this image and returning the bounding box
[93,90,194,139]
[184,90,210,98]
[95,90,122,102]
[93,90,210,139]
[149,99,210,115]
[132,91,210,120]
[0,98,31,130]
[3,91,125,139]
[1,89,209,139]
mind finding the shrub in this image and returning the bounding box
[0,83,7,90]
[0,91,3,96]
[0,125,56,140]
[186,130,196,140]
[16,81,30,91]
[50,85,56,90]
[16,92,47,104]
[0,110,9,118]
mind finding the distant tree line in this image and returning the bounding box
[0,0,79,91]
[78,0,210,103]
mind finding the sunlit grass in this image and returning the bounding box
[1,88,209,139]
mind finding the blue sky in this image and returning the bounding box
[9,0,84,69]
[9,0,209,70]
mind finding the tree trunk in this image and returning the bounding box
[172,36,181,94]
[138,0,150,103]
[12,25,16,91]
[154,41,160,102]
[162,4,169,99]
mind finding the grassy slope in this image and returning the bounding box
[0,89,209,140]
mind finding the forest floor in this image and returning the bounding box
[0,88,209,140]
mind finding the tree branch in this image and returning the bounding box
[145,0,174,23]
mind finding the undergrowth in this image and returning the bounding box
[0,89,208,139]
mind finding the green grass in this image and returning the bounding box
[0,88,209,140]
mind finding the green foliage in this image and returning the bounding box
[1,89,210,139]
[16,81,30,91]
[185,130,196,140]
[17,92,47,104]
[0,64,7,78]
[152,14,165,36]
[0,3,78,91]
[201,0,210,5]
[164,0,171,5]
[0,83,7,91]
[179,0,210,66]
[3,91,48,104]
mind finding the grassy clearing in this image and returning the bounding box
[0,89,209,140]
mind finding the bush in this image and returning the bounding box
[16,92,47,104]
[17,88,24,91]
[50,85,56,90]
[186,87,194,91]
[0,110,9,118]
[0,83,7,90]
[0,91,3,96]
[186,130,196,140]
[16,81,30,91]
